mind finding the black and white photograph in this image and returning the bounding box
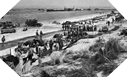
[0,0,127,77]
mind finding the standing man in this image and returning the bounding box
[1,36,5,46]
[40,31,43,39]
[36,30,39,39]
[49,39,53,52]
[40,31,43,36]
[106,21,110,26]
[36,30,39,36]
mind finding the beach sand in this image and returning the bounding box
[0,12,110,44]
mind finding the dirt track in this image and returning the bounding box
[0,23,121,51]
[0,30,63,51]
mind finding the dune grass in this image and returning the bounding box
[89,38,125,76]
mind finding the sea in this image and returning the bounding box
[1,8,115,25]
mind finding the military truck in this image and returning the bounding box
[98,26,109,33]
[1,28,16,34]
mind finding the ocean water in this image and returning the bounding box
[2,9,112,25]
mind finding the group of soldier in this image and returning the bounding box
[13,31,64,65]
[0,30,43,47]
[82,25,97,31]
[36,30,43,37]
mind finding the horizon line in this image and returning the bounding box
[13,6,115,9]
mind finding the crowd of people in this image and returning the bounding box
[13,30,64,65]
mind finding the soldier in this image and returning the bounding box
[91,25,93,31]
[106,21,110,26]
[57,38,63,50]
[49,39,53,52]
[25,48,35,65]
[63,31,66,36]
[35,46,39,55]
[94,25,97,31]
[112,18,115,24]
[40,31,43,36]
[38,46,44,58]
[40,31,43,39]
[62,25,65,30]
[36,30,39,36]
[87,25,89,31]
[1,36,5,46]
[83,26,86,31]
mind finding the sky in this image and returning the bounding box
[14,0,114,8]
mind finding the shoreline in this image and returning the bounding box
[1,10,111,25]
[39,11,110,24]
[0,11,111,44]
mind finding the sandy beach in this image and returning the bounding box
[0,12,110,43]
[1,9,126,77]
[2,0,127,77]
